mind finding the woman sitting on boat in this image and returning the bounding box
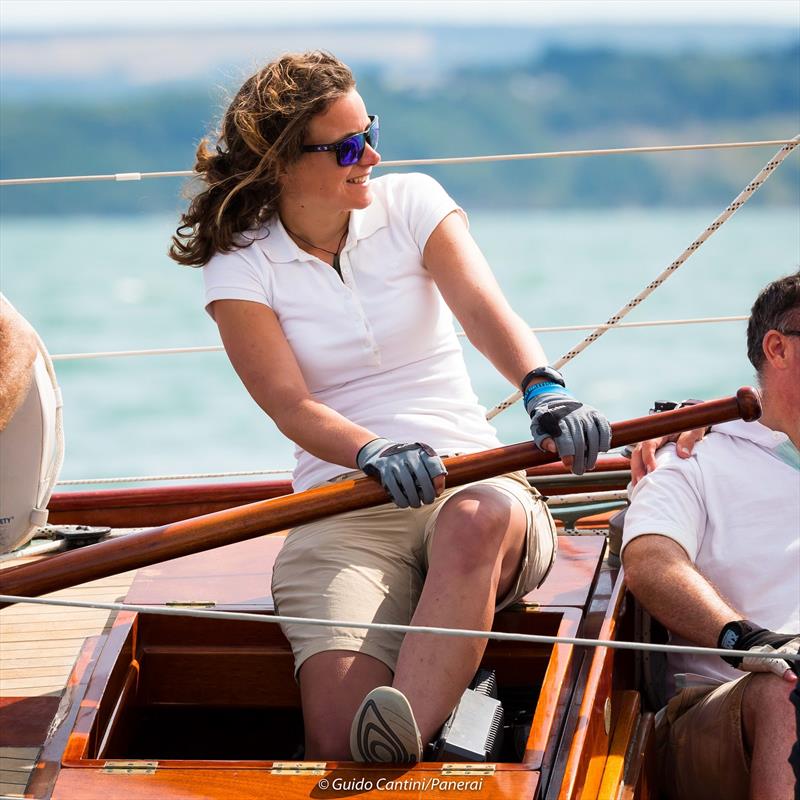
[170,50,610,763]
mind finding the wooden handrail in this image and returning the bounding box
[0,388,760,607]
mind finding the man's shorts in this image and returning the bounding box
[656,674,754,800]
[271,470,557,678]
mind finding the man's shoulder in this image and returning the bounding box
[642,441,704,483]
[646,424,758,480]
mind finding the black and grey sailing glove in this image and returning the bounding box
[718,620,800,678]
[356,438,447,509]
[524,383,611,476]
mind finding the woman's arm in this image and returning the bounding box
[211,299,377,468]
[423,212,611,474]
[422,212,548,387]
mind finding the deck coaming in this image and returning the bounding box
[0,570,136,797]
[2,534,612,799]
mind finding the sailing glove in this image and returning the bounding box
[356,438,447,509]
[524,384,611,476]
[718,619,800,678]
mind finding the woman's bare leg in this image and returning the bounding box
[299,650,393,759]
[392,485,528,744]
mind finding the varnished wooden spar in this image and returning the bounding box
[0,388,760,606]
[46,456,633,526]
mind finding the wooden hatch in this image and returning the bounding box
[32,535,609,800]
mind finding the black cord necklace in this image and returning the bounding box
[283,223,349,278]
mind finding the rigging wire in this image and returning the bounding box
[1,593,797,663]
[51,312,743,485]
[0,139,795,187]
[486,134,800,419]
[56,467,294,485]
[50,315,747,362]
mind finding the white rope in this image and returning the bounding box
[380,140,797,168]
[0,170,189,186]
[49,316,747,363]
[0,140,794,187]
[52,344,223,361]
[1,594,796,663]
[546,490,627,506]
[56,467,293,486]
[0,539,64,563]
[486,134,800,419]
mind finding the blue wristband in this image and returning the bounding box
[523,381,573,405]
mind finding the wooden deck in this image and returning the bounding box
[0,524,610,799]
[0,559,136,799]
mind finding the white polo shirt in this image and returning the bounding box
[622,418,800,687]
[203,172,501,491]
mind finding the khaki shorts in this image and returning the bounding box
[271,471,557,677]
[656,674,753,800]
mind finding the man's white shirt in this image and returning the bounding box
[622,418,800,687]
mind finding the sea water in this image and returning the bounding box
[1,207,797,488]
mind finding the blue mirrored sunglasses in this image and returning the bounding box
[302,115,379,167]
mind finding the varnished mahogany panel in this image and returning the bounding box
[0,695,61,746]
[556,572,627,800]
[596,690,641,799]
[46,606,579,797]
[25,634,107,800]
[122,535,606,610]
[124,535,286,608]
[51,765,540,800]
[624,712,656,800]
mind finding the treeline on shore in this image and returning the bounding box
[1,44,798,215]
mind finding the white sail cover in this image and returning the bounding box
[0,347,64,553]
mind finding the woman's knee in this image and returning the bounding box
[432,488,525,571]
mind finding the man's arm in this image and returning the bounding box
[0,297,38,431]
[624,534,799,681]
[622,534,740,647]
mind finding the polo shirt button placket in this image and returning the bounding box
[338,251,354,290]
[339,251,381,366]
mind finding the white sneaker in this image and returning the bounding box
[350,686,423,763]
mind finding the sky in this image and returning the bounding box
[1,0,798,31]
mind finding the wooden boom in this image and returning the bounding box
[0,387,760,607]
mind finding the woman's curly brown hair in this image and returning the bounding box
[169,51,355,267]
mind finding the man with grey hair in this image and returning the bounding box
[622,271,800,800]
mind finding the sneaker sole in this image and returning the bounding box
[350,687,422,763]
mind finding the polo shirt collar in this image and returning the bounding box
[715,418,791,450]
[346,186,390,246]
[256,189,390,264]
[255,217,305,264]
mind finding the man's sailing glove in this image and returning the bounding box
[718,620,800,678]
[356,438,447,509]
[524,380,611,476]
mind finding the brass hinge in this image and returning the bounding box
[507,599,540,610]
[441,763,496,776]
[165,600,216,607]
[271,761,327,775]
[101,760,158,775]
